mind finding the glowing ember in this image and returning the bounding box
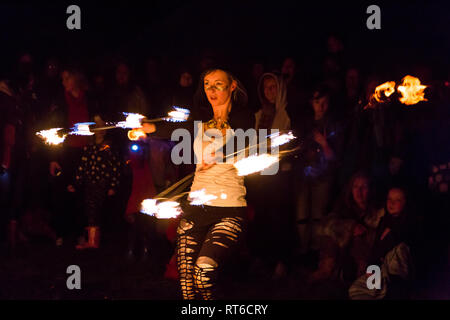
[234,153,279,176]
[166,107,190,122]
[117,113,146,129]
[36,128,67,145]
[70,122,95,136]
[397,75,427,105]
[141,199,182,219]
[127,129,147,141]
[189,189,218,205]
[269,131,296,148]
[373,81,396,102]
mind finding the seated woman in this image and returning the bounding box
[349,186,417,299]
[311,171,384,282]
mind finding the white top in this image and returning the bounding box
[189,122,247,207]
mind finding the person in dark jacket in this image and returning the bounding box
[293,84,345,255]
[45,67,96,246]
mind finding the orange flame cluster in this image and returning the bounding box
[397,75,427,105]
[127,129,147,141]
[370,75,428,106]
[373,81,396,102]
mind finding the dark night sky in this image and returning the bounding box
[0,1,449,76]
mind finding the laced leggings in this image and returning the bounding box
[176,204,246,300]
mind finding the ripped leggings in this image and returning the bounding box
[176,204,246,300]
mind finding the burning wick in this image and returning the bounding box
[269,131,296,148]
[117,113,146,129]
[397,75,427,105]
[140,199,182,219]
[70,122,96,136]
[166,107,190,122]
[36,128,67,145]
[128,129,147,141]
[234,153,279,176]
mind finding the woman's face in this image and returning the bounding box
[263,77,277,104]
[62,71,76,92]
[387,189,406,216]
[312,94,329,119]
[352,177,369,209]
[204,70,236,108]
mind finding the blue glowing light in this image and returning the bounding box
[131,144,139,152]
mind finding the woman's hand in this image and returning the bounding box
[67,185,75,193]
[200,140,222,171]
[50,161,62,176]
[313,130,328,147]
[313,130,335,160]
[380,228,391,240]
[142,123,156,134]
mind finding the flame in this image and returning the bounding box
[189,189,218,205]
[397,75,427,105]
[166,107,190,122]
[373,81,396,102]
[234,153,279,176]
[116,113,146,129]
[70,122,95,136]
[36,128,67,145]
[127,129,147,141]
[269,131,296,148]
[140,199,182,219]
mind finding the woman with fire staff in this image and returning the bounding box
[137,68,255,300]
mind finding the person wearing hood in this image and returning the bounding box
[247,73,295,280]
[255,73,290,131]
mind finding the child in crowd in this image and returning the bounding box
[349,187,416,299]
[68,120,122,249]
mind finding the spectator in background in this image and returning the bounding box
[247,73,294,279]
[349,187,417,299]
[311,172,382,282]
[0,74,25,250]
[37,58,62,114]
[124,139,156,261]
[293,84,344,256]
[165,67,195,110]
[281,57,308,118]
[142,57,164,118]
[244,59,265,113]
[107,61,149,120]
[343,67,363,119]
[46,66,94,246]
[67,118,122,250]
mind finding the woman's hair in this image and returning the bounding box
[193,68,248,121]
[310,83,331,101]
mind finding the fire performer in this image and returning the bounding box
[138,68,253,300]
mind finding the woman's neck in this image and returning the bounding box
[213,102,231,121]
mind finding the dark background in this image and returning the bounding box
[1,0,449,78]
